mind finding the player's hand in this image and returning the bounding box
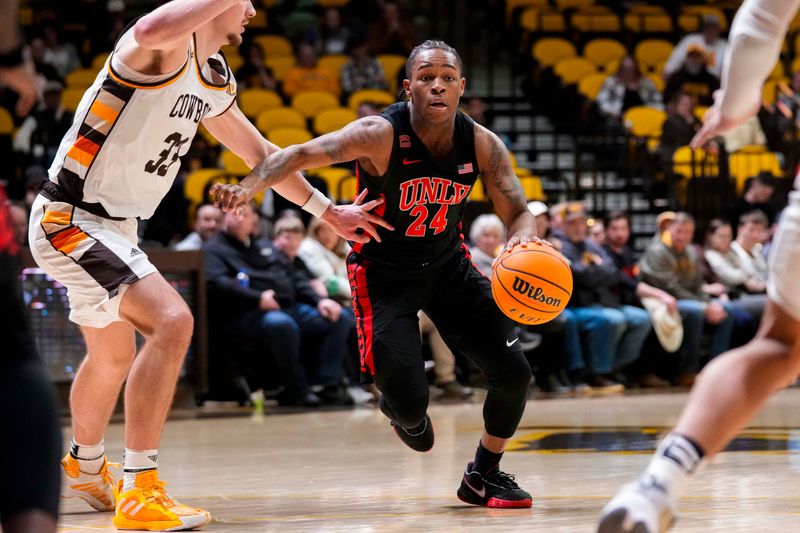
[317,298,342,321]
[211,182,253,213]
[690,90,761,149]
[321,189,394,244]
[503,235,552,254]
[0,62,38,117]
[259,290,280,311]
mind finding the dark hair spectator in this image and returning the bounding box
[235,42,276,91]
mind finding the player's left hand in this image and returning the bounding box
[321,189,394,244]
[317,298,342,322]
[211,182,253,213]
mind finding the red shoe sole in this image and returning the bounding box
[487,497,533,508]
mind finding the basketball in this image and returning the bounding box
[491,244,572,325]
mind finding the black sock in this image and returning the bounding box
[473,442,503,475]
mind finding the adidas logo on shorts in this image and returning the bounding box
[129,248,143,257]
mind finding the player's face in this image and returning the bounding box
[606,218,629,247]
[217,1,256,47]
[404,49,465,123]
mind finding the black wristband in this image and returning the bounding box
[0,45,24,68]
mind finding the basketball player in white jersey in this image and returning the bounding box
[28,1,389,530]
[598,1,800,531]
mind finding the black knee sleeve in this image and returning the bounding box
[379,393,429,429]
[482,349,531,439]
[0,359,61,521]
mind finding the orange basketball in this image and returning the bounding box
[491,244,572,325]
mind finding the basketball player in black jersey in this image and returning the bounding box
[214,40,541,508]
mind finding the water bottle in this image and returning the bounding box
[236,270,249,288]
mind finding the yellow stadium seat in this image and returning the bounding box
[769,61,785,81]
[337,174,358,202]
[0,107,13,135]
[468,180,487,202]
[65,68,97,88]
[348,89,395,111]
[624,13,673,33]
[91,52,110,70]
[791,10,800,33]
[578,73,607,100]
[634,39,674,71]
[313,107,358,135]
[247,10,268,29]
[225,54,243,73]
[238,89,283,119]
[628,5,666,14]
[61,88,86,114]
[255,107,307,135]
[318,54,349,78]
[531,38,577,68]
[729,149,782,194]
[603,58,620,74]
[184,168,225,206]
[678,6,728,32]
[571,12,621,32]
[254,35,293,57]
[694,105,709,123]
[672,146,719,179]
[220,150,251,175]
[646,73,665,92]
[555,0,595,9]
[520,8,566,32]
[377,54,407,84]
[291,91,340,118]
[583,39,626,68]
[506,0,549,23]
[310,167,354,199]
[553,57,597,85]
[267,127,314,148]
[265,56,296,81]
[792,56,800,73]
[762,80,780,105]
[623,106,666,138]
[520,176,546,201]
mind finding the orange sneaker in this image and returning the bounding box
[113,470,211,531]
[61,453,118,511]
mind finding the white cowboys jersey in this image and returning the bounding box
[47,34,236,220]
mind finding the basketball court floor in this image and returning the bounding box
[58,389,800,532]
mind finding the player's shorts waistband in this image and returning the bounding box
[39,180,127,221]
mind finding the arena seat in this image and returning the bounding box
[519,8,566,32]
[578,73,607,100]
[553,57,597,85]
[634,40,674,72]
[348,89,395,111]
[313,107,358,135]
[254,35,293,57]
[267,127,314,148]
[220,150,251,175]
[0,107,13,135]
[318,54,349,78]
[583,39,627,68]
[255,107,306,135]
[531,38,577,68]
[264,56,296,81]
[729,148,782,194]
[65,68,97,88]
[61,88,86,114]
[291,91,340,118]
[238,89,283,119]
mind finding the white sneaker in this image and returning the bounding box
[347,386,375,405]
[597,480,675,533]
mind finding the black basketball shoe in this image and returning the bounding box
[457,462,533,508]
[389,415,434,452]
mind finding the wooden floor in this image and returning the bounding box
[58,389,800,532]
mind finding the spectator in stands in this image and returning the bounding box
[659,92,699,165]
[356,101,380,118]
[8,201,27,247]
[560,204,651,392]
[23,166,47,210]
[317,7,351,56]
[367,1,414,56]
[174,204,223,251]
[528,201,562,251]
[596,55,662,126]
[298,217,351,304]
[639,212,734,386]
[732,211,769,288]
[41,25,80,79]
[463,96,489,126]
[12,81,72,167]
[235,42,276,91]
[340,36,387,99]
[721,115,767,153]
[468,213,504,275]
[603,212,673,387]
[282,42,340,98]
[663,45,720,107]
[27,37,61,92]
[588,218,605,247]
[205,203,354,406]
[664,15,727,79]
[727,171,778,227]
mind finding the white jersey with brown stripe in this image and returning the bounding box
[47,34,237,220]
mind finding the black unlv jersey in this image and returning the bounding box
[353,102,479,268]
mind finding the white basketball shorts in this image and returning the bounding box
[767,189,800,321]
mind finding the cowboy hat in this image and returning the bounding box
[641,297,683,353]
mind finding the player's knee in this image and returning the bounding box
[160,304,194,344]
[492,351,532,394]
[383,393,429,429]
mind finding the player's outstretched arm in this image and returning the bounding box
[205,106,394,243]
[691,0,800,148]
[475,125,541,252]
[133,0,241,50]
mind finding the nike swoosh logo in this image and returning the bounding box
[464,478,486,498]
[506,338,519,347]
[403,158,422,165]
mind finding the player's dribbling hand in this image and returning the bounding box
[493,237,553,270]
[321,189,394,244]
[211,182,252,213]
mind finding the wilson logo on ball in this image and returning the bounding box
[511,277,563,308]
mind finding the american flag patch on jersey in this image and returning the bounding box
[458,163,473,174]
[399,135,411,148]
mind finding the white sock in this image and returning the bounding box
[122,449,158,493]
[70,438,105,474]
[640,433,704,508]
